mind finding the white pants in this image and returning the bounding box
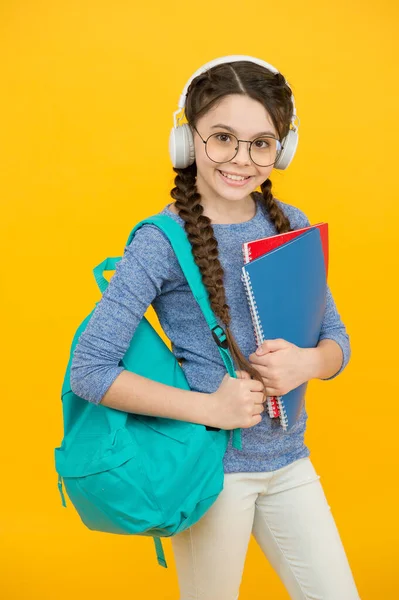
[171,457,361,600]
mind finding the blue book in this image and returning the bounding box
[241,227,327,430]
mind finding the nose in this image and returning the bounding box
[232,140,252,165]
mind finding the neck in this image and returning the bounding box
[196,177,257,224]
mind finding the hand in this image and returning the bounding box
[208,371,265,430]
[248,338,313,397]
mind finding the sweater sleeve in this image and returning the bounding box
[293,207,351,381]
[69,224,180,404]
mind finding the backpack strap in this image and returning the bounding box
[153,536,167,568]
[126,216,237,375]
[93,214,243,451]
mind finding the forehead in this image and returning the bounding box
[198,94,276,136]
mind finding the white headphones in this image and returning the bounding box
[169,54,299,171]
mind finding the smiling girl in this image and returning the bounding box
[70,56,360,599]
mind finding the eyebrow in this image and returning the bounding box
[210,123,277,138]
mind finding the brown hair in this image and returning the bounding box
[170,61,295,400]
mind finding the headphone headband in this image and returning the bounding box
[176,54,297,130]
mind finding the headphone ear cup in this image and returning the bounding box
[274,129,298,170]
[169,124,195,169]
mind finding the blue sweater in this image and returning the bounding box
[70,192,351,473]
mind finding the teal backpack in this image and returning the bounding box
[55,214,243,569]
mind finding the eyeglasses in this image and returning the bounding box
[193,126,282,167]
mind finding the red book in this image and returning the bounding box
[243,222,329,279]
[242,222,329,420]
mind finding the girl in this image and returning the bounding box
[70,57,361,599]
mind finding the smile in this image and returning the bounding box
[217,170,253,187]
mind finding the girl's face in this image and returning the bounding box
[192,94,279,209]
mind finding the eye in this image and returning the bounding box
[254,138,271,149]
[215,133,232,143]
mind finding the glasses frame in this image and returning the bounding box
[193,125,282,167]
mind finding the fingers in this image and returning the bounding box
[235,370,251,379]
[254,404,265,415]
[251,379,265,393]
[256,394,267,405]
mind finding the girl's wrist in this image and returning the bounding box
[302,347,323,381]
[304,340,344,380]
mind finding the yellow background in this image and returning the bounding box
[1,1,398,598]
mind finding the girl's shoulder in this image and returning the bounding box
[123,207,183,277]
[127,204,183,247]
[273,197,312,230]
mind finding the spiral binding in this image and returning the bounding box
[267,396,280,419]
[241,268,283,423]
[277,397,289,431]
[241,269,264,348]
[243,244,252,265]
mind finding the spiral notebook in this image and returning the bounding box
[242,222,329,421]
[241,227,327,431]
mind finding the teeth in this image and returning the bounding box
[221,171,249,181]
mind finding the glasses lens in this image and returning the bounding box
[206,133,238,163]
[250,137,279,167]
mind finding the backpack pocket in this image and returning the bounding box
[56,426,164,534]
[55,426,137,478]
[130,414,200,443]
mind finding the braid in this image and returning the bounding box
[170,164,230,324]
[259,178,293,234]
[170,165,275,401]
